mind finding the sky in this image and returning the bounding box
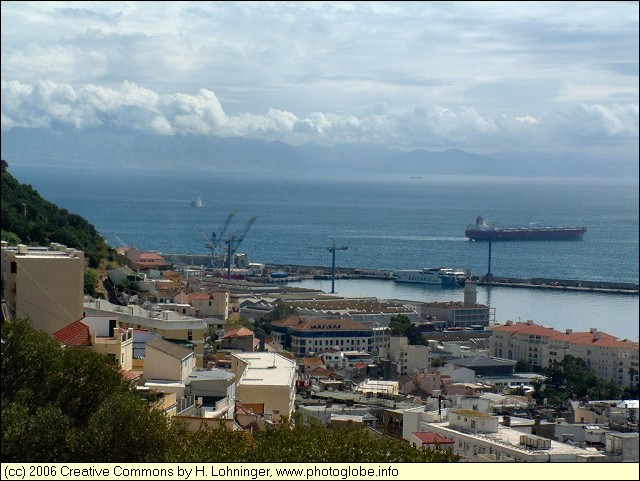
[1,1,638,160]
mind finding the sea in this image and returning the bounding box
[8,164,639,341]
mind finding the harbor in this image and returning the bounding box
[259,263,638,295]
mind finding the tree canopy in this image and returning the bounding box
[389,314,426,346]
[532,355,639,405]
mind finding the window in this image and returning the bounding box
[187,329,193,341]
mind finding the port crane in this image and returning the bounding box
[203,211,236,266]
[224,215,258,279]
[327,240,348,294]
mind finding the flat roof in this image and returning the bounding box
[233,352,296,387]
[430,422,605,457]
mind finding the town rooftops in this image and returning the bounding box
[233,352,296,387]
[412,432,454,445]
[146,337,193,360]
[452,356,516,368]
[273,316,370,331]
[494,321,638,349]
[493,320,559,337]
[548,329,639,349]
[222,326,254,339]
[450,409,493,419]
[2,242,84,259]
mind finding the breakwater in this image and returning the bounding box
[160,255,638,295]
[263,263,639,295]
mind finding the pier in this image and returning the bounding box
[160,255,638,295]
[262,263,638,295]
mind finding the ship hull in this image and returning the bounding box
[465,227,585,241]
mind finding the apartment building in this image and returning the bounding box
[545,328,639,387]
[380,336,432,376]
[490,320,639,386]
[1,242,84,335]
[231,352,297,419]
[404,408,606,462]
[270,316,374,356]
[83,298,208,367]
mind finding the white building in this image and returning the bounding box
[406,408,605,462]
[231,352,297,420]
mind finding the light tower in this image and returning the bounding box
[327,240,348,294]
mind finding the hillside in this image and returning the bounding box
[0,159,116,268]
[2,127,637,178]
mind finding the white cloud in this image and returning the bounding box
[0,1,637,160]
[515,116,538,125]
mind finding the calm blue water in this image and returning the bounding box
[8,165,639,339]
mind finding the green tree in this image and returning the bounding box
[256,303,298,334]
[538,355,621,404]
[431,358,445,368]
[84,268,99,296]
[514,359,533,372]
[389,314,425,346]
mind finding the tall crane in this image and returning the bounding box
[225,215,258,279]
[203,211,236,266]
[327,240,348,294]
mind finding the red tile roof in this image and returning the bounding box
[273,316,369,331]
[549,330,639,348]
[493,321,560,337]
[412,432,454,444]
[121,370,141,381]
[222,326,254,339]
[53,320,92,346]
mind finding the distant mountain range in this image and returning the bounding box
[1,126,636,178]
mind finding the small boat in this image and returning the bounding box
[394,267,466,286]
[191,194,203,208]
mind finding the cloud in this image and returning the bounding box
[0,1,637,160]
[4,79,636,159]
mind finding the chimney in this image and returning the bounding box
[565,329,573,335]
[506,320,513,326]
[526,320,533,326]
[503,415,511,427]
[589,327,597,334]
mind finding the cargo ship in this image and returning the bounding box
[465,216,586,241]
[394,267,466,286]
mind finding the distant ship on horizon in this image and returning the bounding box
[465,216,586,241]
[190,193,203,208]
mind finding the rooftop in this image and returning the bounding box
[233,352,296,387]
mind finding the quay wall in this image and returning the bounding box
[159,256,638,295]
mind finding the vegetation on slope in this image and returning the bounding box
[0,159,116,269]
